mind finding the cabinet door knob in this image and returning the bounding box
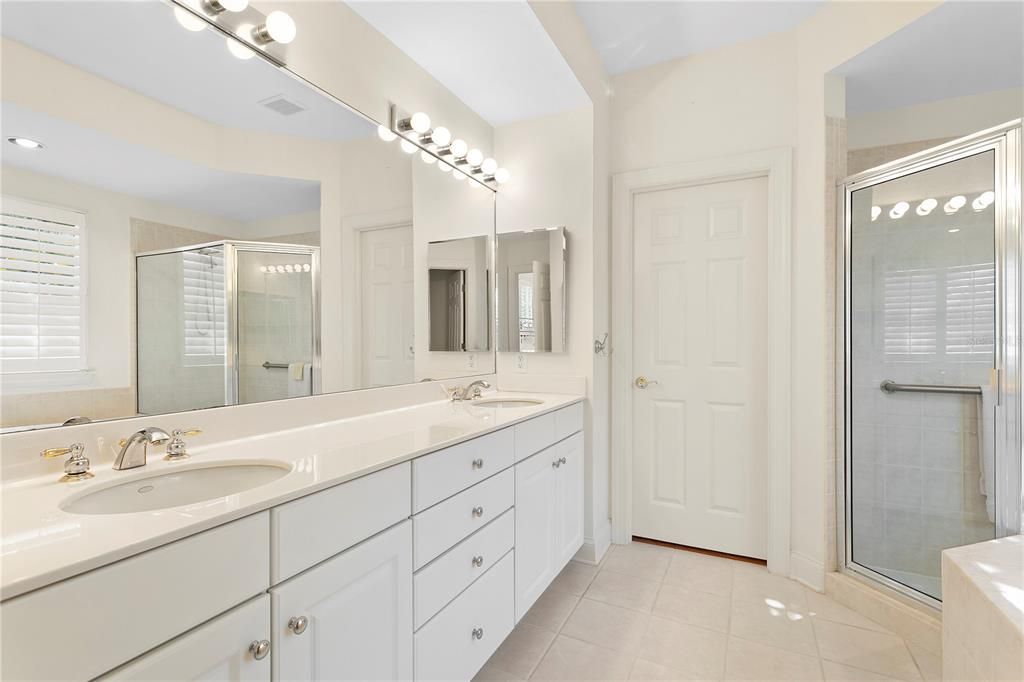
[552,459,560,468]
[472,627,484,640]
[559,456,567,465]
[249,639,271,660]
[472,506,484,518]
[471,458,484,469]
[472,555,484,567]
[288,616,308,634]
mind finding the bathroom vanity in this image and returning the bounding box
[0,395,584,681]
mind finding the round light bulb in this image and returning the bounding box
[870,206,881,221]
[889,201,909,219]
[452,170,466,182]
[980,190,995,206]
[421,151,437,165]
[439,162,452,173]
[226,29,255,60]
[285,264,294,273]
[259,265,268,273]
[377,125,397,142]
[449,139,468,159]
[481,158,498,175]
[264,11,296,44]
[494,168,511,185]
[948,195,967,210]
[432,126,452,147]
[410,112,431,134]
[220,0,249,11]
[275,265,286,273]
[916,198,938,216]
[174,6,206,31]
[466,148,484,168]
[400,139,417,154]
[303,264,311,272]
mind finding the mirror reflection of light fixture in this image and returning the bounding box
[915,198,937,216]
[226,31,256,59]
[421,151,437,165]
[870,206,881,221]
[972,190,995,211]
[7,136,44,150]
[377,125,397,142]
[253,10,296,45]
[174,6,207,31]
[889,201,909,219]
[493,168,510,185]
[944,195,966,214]
[400,139,417,154]
[452,169,466,182]
[438,162,453,173]
[202,0,249,15]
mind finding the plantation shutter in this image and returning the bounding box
[181,247,226,364]
[883,267,938,357]
[0,197,86,372]
[945,263,995,356]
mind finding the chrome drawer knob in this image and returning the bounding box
[552,459,560,468]
[472,506,484,518]
[471,458,484,469]
[249,639,270,660]
[472,555,484,567]
[472,627,484,640]
[559,456,567,465]
[288,616,308,634]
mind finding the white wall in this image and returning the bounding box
[848,88,1024,150]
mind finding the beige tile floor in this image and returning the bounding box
[475,542,942,681]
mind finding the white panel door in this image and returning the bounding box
[514,448,557,621]
[272,521,412,681]
[102,596,270,681]
[360,225,414,387]
[631,176,770,559]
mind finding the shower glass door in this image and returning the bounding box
[846,149,1000,602]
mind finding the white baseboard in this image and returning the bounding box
[790,551,826,591]
[575,519,612,565]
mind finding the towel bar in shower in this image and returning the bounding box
[879,379,982,396]
[262,362,289,369]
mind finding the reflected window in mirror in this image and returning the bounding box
[497,227,566,354]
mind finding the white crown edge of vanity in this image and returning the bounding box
[0,392,584,601]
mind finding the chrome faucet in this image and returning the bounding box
[113,427,171,470]
[453,380,492,401]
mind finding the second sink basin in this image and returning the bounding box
[61,461,291,515]
[471,398,544,408]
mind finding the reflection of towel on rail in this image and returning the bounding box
[976,385,996,523]
[287,363,312,397]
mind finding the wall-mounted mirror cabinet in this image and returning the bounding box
[0,0,495,432]
[496,227,567,353]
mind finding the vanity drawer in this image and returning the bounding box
[0,512,270,682]
[514,402,583,462]
[413,427,514,512]
[414,551,515,682]
[414,508,514,630]
[272,462,410,583]
[413,468,514,569]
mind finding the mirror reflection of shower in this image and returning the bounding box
[136,241,319,414]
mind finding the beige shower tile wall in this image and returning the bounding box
[825,116,847,573]
[847,137,955,176]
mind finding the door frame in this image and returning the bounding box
[611,147,793,575]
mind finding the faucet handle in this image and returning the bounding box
[41,443,93,482]
[165,428,201,461]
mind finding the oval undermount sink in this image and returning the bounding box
[61,462,291,515]
[471,398,544,408]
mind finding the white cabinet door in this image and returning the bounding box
[555,433,585,568]
[272,521,412,681]
[514,447,558,621]
[103,596,270,681]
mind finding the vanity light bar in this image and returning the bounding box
[169,0,295,66]
[869,193,994,221]
[385,104,511,189]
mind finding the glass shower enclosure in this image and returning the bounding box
[839,121,1021,606]
[136,241,320,415]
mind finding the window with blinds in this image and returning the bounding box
[883,262,995,360]
[0,197,86,373]
[181,247,226,365]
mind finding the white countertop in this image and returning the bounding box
[943,534,1024,630]
[0,391,582,601]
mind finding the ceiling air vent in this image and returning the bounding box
[259,94,307,116]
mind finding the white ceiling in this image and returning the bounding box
[346,1,590,126]
[0,0,373,141]
[574,1,823,76]
[2,102,321,222]
[835,1,1024,116]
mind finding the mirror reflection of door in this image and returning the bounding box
[428,269,466,351]
[497,228,565,353]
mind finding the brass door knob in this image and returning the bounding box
[634,376,659,389]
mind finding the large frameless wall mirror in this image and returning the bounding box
[0,0,495,431]
[496,227,567,353]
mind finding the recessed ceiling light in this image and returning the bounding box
[7,137,44,150]
[948,228,961,233]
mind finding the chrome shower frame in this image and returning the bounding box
[835,120,1022,609]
